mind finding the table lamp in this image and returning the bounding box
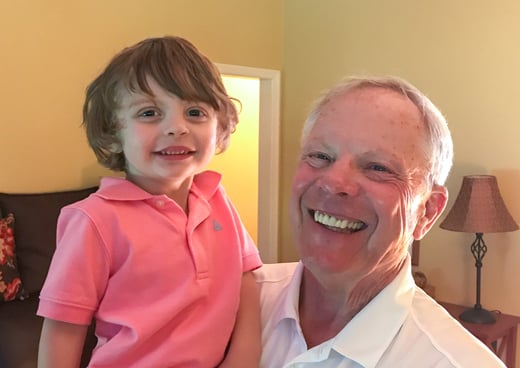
[439,175,518,324]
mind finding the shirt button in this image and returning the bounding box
[156,200,165,207]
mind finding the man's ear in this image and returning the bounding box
[413,185,448,240]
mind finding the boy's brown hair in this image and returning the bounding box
[83,36,239,171]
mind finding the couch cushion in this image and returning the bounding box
[0,187,98,294]
[0,297,42,368]
[0,212,28,302]
[0,296,97,368]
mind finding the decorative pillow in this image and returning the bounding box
[0,186,98,294]
[0,212,28,302]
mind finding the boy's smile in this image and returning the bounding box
[154,145,195,159]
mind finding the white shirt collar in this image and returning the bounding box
[273,257,415,367]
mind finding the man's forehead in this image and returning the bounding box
[311,86,432,166]
[318,87,424,129]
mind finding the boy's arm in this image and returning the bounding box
[38,318,89,368]
[219,270,261,368]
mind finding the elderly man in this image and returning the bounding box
[255,76,505,367]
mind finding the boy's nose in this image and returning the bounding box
[164,117,189,136]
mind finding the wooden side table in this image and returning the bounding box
[440,301,520,367]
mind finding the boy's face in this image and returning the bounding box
[114,77,218,198]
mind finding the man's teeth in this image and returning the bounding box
[313,210,363,230]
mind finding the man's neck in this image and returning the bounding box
[298,259,405,348]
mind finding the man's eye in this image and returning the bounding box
[368,163,391,173]
[304,152,333,168]
[311,152,331,161]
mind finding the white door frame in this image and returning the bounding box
[217,63,280,263]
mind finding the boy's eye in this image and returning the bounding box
[139,109,159,117]
[187,107,206,118]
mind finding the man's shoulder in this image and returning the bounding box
[253,262,300,311]
[404,290,506,367]
[253,262,299,283]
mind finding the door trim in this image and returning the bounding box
[217,64,280,263]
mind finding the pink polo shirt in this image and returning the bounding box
[38,172,262,367]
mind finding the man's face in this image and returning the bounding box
[290,86,446,280]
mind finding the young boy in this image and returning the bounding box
[37,36,262,367]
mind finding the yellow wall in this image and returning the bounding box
[0,0,282,193]
[282,1,520,364]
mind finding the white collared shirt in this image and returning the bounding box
[254,260,505,368]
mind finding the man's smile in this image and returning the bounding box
[310,209,366,232]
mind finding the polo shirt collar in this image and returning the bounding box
[190,170,222,201]
[94,171,222,202]
[274,257,415,367]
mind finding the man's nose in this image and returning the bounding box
[317,161,360,197]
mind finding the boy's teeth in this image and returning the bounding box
[313,210,363,230]
[161,150,187,155]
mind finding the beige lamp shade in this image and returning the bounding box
[440,175,518,233]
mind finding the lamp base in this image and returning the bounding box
[459,306,496,324]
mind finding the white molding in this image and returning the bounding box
[217,63,280,263]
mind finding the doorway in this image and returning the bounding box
[212,64,280,263]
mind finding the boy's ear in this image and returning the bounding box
[413,185,448,240]
[108,142,123,153]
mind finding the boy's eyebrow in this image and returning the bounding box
[121,94,155,108]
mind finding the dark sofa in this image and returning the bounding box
[0,187,98,368]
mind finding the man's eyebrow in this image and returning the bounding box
[359,150,405,170]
